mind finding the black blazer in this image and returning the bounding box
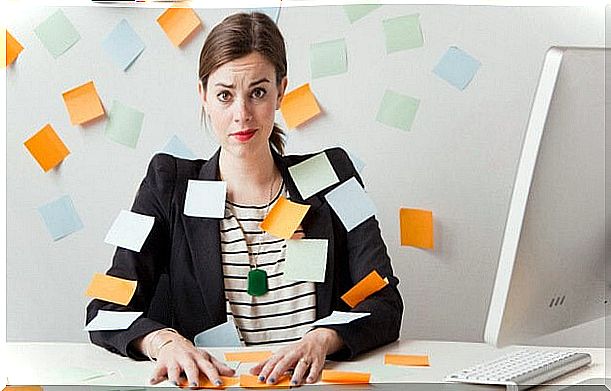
[86,147,403,361]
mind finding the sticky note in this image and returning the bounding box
[85,273,137,306]
[34,9,80,58]
[6,30,24,67]
[311,311,369,326]
[284,239,328,282]
[260,196,310,239]
[433,46,481,90]
[62,81,105,125]
[280,83,321,129]
[343,4,381,23]
[325,177,376,231]
[4,387,43,391]
[184,180,227,218]
[400,208,433,249]
[224,350,272,362]
[24,124,70,172]
[310,38,347,79]
[84,310,142,331]
[178,375,239,389]
[288,152,339,200]
[239,374,291,388]
[253,7,281,23]
[344,148,366,173]
[105,100,144,148]
[102,19,145,71]
[376,89,420,131]
[194,319,242,347]
[383,14,423,53]
[341,270,388,308]
[162,135,196,159]
[384,353,430,366]
[37,195,83,240]
[104,210,155,252]
[157,7,202,47]
[321,370,370,384]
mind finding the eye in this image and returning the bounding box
[217,91,231,102]
[251,87,267,99]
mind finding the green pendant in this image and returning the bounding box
[247,268,268,296]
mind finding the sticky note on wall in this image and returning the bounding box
[400,208,434,249]
[85,273,137,306]
[280,83,321,129]
[102,18,145,71]
[376,89,420,131]
[157,7,202,47]
[62,81,105,125]
[104,100,145,148]
[343,4,381,23]
[341,270,389,308]
[6,30,24,67]
[37,195,83,241]
[310,38,347,79]
[24,124,70,172]
[383,14,423,53]
[34,9,80,58]
[433,46,481,90]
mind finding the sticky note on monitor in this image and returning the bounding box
[184,180,227,218]
[104,210,155,252]
[376,89,420,131]
[325,177,376,232]
[224,350,272,362]
[343,4,381,23]
[104,100,144,148]
[194,319,242,347]
[311,311,369,326]
[310,38,347,79]
[321,370,371,384]
[157,7,202,47]
[399,208,434,249]
[288,152,339,200]
[162,135,196,160]
[384,353,430,366]
[34,9,80,58]
[102,19,145,71]
[85,273,137,306]
[84,310,142,331]
[62,81,105,125]
[341,270,388,308]
[284,239,328,282]
[260,196,310,239]
[383,14,423,53]
[24,124,70,172]
[280,83,321,129]
[37,195,83,241]
[6,30,24,67]
[433,46,481,90]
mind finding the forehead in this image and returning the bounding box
[208,52,276,84]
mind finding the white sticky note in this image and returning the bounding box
[284,239,328,282]
[312,311,370,326]
[104,210,155,252]
[288,152,339,199]
[184,180,227,218]
[194,319,242,347]
[325,177,376,231]
[84,310,143,331]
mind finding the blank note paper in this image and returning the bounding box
[376,89,420,131]
[62,81,105,125]
[84,310,142,331]
[37,195,83,241]
[400,208,434,249]
[85,273,137,306]
[310,38,347,79]
[34,9,80,58]
[325,177,376,232]
[284,239,328,282]
[321,370,370,384]
[104,210,155,252]
[341,270,388,308]
[280,83,321,129]
[383,14,423,54]
[184,180,227,218]
[24,124,70,172]
[311,311,369,326]
[102,19,145,71]
[288,152,339,200]
[260,196,310,239]
[104,100,144,148]
[162,135,196,160]
[6,30,24,67]
[156,7,201,47]
[433,46,481,90]
[384,353,430,366]
[343,4,381,23]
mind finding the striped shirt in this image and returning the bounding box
[220,182,317,345]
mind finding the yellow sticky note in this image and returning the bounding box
[6,30,24,67]
[157,7,202,47]
[224,350,272,362]
[341,270,388,308]
[62,81,105,125]
[400,208,434,249]
[24,124,70,172]
[85,273,137,306]
[178,375,239,389]
[280,83,321,129]
[384,353,430,366]
[239,374,291,388]
[260,196,310,239]
[321,370,370,384]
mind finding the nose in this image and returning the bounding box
[234,97,252,124]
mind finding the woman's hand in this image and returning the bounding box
[249,328,344,386]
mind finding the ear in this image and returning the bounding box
[276,76,288,109]
[198,80,208,112]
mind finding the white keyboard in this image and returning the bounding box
[444,349,592,390]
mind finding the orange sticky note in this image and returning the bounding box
[321,370,370,384]
[4,387,44,391]
[24,124,70,172]
[178,375,239,389]
[62,81,105,125]
[85,273,137,306]
[384,353,430,366]
[341,270,388,308]
[239,374,291,388]
[400,208,434,249]
[157,7,202,47]
[260,196,310,239]
[224,351,273,362]
[280,83,321,129]
[6,30,24,67]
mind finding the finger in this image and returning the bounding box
[290,225,305,240]
[258,355,282,382]
[267,356,294,385]
[150,364,168,384]
[305,358,324,384]
[181,360,201,387]
[166,362,182,386]
[290,359,311,386]
[249,359,268,376]
[210,355,236,377]
[195,356,223,387]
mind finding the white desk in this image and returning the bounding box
[4,340,607,390]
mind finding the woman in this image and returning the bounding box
[86,11,403,388]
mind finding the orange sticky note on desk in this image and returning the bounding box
[385,353,430,366]
[157,7,202,47]
[400,208,434,249]
[85,273,137,306]
[224,350,272,362]
[6,30,24,67]
[280,83,321,129]
[62,81,105,125]
[24,124,70,172]
[239,374,291,388]
[321,370,370,384]
[4,387,44,391]
[341,270,388,308]
[178,375,239,389]
[260,196,310,239]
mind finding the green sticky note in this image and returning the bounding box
[310,38,347,79]
[376,90,420,131]
[105,100,144,148]
[285,239,328,282]
[343,4,382,23]
[34,9,81,58]
[383,14,423,54]
[288,152,339,200]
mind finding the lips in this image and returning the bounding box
[231,129,257,142]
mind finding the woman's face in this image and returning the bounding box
[199,51,287,158]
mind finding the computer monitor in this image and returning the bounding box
[484,47,608,347]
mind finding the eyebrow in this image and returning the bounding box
[214,78,271,89]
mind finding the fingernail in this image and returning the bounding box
[269,377,276,384]
[291,379,298,385]
[149,378,156,383]
[172,381,178,386]
[215,380,223,386]
[307,377,314,383]
[258,375,266,382]
[191,382,198,387]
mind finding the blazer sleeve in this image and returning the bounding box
[85,153,176,360]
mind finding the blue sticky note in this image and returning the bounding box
[256,7,281,23]
[433,46,481,90]
[324,177,376,232]
[194,319,242,347]
[343,148,366,173]
[38,195,84,241]
[34,9,81,58]
[162,135,196,160]
[102,19,145,71]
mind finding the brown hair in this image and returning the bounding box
[198,12,287,155]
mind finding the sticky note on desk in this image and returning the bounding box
[105,100,144,148]
[321,370,370,384]
[400,208,434,249]
[178,375,239,389]
[85,273,137,306]
[104,210,155,252]
[84,310,142,331]
[157,7,202,47]
[343,4,381,23]
[310,38,347,79]
[239,374,290,388]
[280,83,321,129]
[433,46,481,90]
[184,180,227,218]
[376,89,420,131]
[24,124,70,172]
[37,195,83,240]
[102,19,145,71]
[34,9,80,58]
[385,353,430,366]
[288,152,339,200]
[312,311,369,326]
[4,387,43,391]
[325,177,376,232]
[6,30,24,67]
[284,239,328,282]
[261,196,310,239]
[62,81,105,125]
[224,350,272,362]
[341,270,388,308]
[383,14,423,53]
